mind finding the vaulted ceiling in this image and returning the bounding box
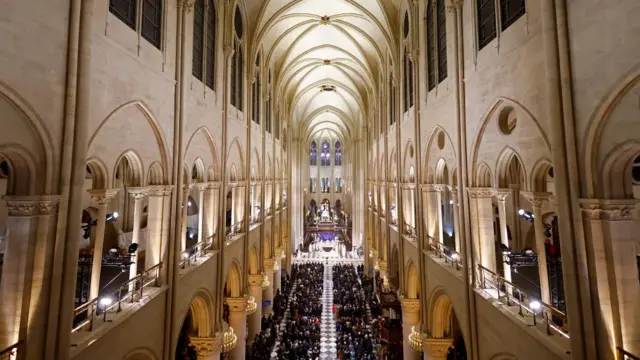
[249,0,399,144]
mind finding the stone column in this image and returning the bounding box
[263,258,274,315]
[226,297,248,360]
[581,199,640,358]
[401,298,421,360]
[522,192,552,305]
[423,185,443,244]
[450,187,461,253]
[423,338,452,360]
[494,190,512,283]
[146,186,172,270]
[247,274,263,343]
[127,188,147,283]
[203,183,216,246]
[88,189,119,299]
[273,250,282,294]
[196,183,206,244]
[190,335,221,360]
[467,188,497,274]
[181,184,192,251]
[0,196,58,351]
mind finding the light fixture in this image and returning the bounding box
[188,201,192,207]
[99,297,113,321]
[449,200,454,205]
[518,209,525,216]
[451,253,458,260]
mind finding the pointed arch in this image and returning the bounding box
[184,126,221,182]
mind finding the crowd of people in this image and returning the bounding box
[333,264,378,360]
[248,273,292,360]
[274,262,324,360]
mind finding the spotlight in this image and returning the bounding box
[529,300,541,311]
[127,243,139,254]
[112,212,119,219]
[188,201,192,207]
[499,243,511,255]
[109,247,119,255]
[451,253,458,260]
[99,297,113,321]
[106,212,119,222]
[518,209,525,216]
[189,231,195,239]
[449,200,454,205]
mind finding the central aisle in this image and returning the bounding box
[320,263,337,359]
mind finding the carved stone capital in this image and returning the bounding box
[146,185,173,197]
[88,189,120,206]
[424,337,452,357]
[225,297,248,312]
[494,189,511,202]
[189,336,219,356]
[400,298,420,314]
[263,258,274,270]
[180,0,195,13]
[408,49,419,62]
[580,199,639,221]
[323,59,331,65]
[128,187,149,200]
[422,184,446,193]
[248,274,263,287]
[521,192,553,209]
[467,187,495,199]
[378,260,388,272]
[3,196,60,217]
[194,182,210,191]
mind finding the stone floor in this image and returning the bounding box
[319,263,337,360]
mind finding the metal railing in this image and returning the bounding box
[619,347,640,360]
[71,262,163,333]
[226,220,245,240]
[0,341,22,360]
[428,239,463,270]
[477,264,569,338]
[180,240,213,268]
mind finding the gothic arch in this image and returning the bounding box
[496,147,527,190]
[0,80,54,194]
[147,161,164,186]
[224,260,243,298]
[249,245,259,274]
[113,150,144,187]
[427,287,454,338]
[184,126,221,182]
[423,126,457,184]
[89,100,171,188]
[402,140,415,182]
[187,289,215,337]
[475,162,493,188]
[470,98,550,192]
[583,64,640,198]
[86,157,109,190]
[405,261,419,299]
[227,137,245,181]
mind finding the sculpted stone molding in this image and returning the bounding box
[189,336,218,356]
[521,192,553,209]
[128,187,149,200]
[494,189,511,202]
[422,184,446,193]
[248,274,263,287]
[467,187,495,199]
[580,199,639,221]
[319,16,331,25]
[223,45,235,59]
[378,260,388,272]
[225,297,248,312]
[400,298,420,314]
[88,189,120,206]
[4,196,60,217]
[146,185,173,197]
[424,337,453,357]
[180,0,195,12]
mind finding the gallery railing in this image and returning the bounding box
[477,264,569,339]
[180,240,213,268]
[71,262,163,332]
[618,347,640,360]
[0,341,22,360]
[428,238,463,270]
